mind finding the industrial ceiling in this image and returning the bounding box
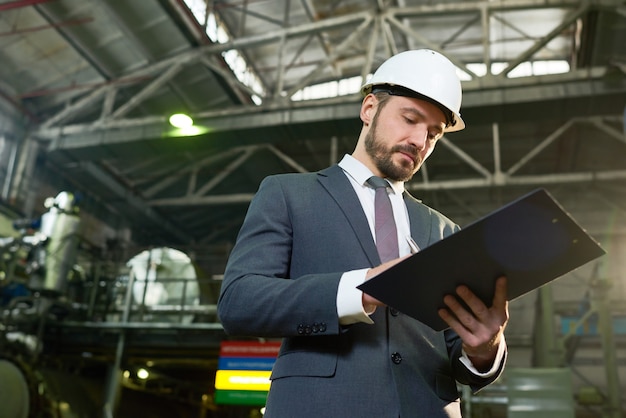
[0,0,624,252]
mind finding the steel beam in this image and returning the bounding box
[145,169,626,206]
[390,0,622,16]
[81,162,192,243]
[499,2,589,76]
[283,15,374,98]
[0,17,93,38]
[0,0,53,11]
[192,146,258,197]
[150,193,256,206]
[36,67,625,139]
[39,10,372,129]
[407,170,626,190]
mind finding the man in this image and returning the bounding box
[218,49,509,417]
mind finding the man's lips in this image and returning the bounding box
[396,150,418,165]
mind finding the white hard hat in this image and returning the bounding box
[361,49,465,132]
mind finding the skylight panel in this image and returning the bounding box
[291,76,362,101]
[184,0,264,104]
[184,0,570,103]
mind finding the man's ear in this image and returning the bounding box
[360,94,377,126]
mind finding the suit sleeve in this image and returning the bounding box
[217,175,343,338]
[445,328,507,392]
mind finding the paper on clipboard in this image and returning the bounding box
[357,188,606,331]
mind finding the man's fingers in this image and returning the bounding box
[365,255,411,279]
[454,276,509,320]
[453,285,489,321]
[440,276,510,337]
[438,307,464,332]
[492,276,508,308]
[442,294,478,331]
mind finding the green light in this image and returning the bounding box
[169,113,193,128]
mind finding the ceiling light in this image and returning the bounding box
[169,113,193,128]
[137,368,150,380]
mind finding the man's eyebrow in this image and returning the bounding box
[400,106,424,117]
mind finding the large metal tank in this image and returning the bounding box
[35,191,80,295]
[0,357,30,418]
[125,247,200,323]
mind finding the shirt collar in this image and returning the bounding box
[338,154,405,195]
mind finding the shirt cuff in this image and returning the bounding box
[337,269,375,325]
[459,335,507,377]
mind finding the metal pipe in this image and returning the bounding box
[0,17,93,38]
[591,277,624,418]
[102,255,137,418]
[179,279,188,323]
[492,123,502,179]
[86,265,101,319]
[533,285,563,367]
[138,249,153,322]
[0,0,53,12]
[330,136,338,165]
[1,137,18,201]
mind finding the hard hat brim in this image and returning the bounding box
[365,83,465,133]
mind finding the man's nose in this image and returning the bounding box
[408,127,428,151]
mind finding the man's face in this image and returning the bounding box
[364,95,447,182]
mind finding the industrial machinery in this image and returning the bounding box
[0,192,225,418]
[0,191,82,418]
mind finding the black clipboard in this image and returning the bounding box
[357,188,605,331]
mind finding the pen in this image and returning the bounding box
[406,236,420,254]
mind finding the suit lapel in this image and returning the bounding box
[317,165,380,266]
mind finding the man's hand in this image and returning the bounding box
[362,256,411,309]
[438,276,509,372]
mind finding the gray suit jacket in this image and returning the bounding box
[218,165,506,417]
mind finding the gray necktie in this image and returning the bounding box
[367,176,399,263]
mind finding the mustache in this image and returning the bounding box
[391,144,419,162]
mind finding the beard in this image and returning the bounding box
[364,112,422,182]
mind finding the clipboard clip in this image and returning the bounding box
[406,236,420,254]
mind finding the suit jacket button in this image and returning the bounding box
[389,308,399,316]
[304,325,312,335]
[391,352,402,364]
[319,322,327,332]
[297,324,305,334]
[312,323,319,333]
